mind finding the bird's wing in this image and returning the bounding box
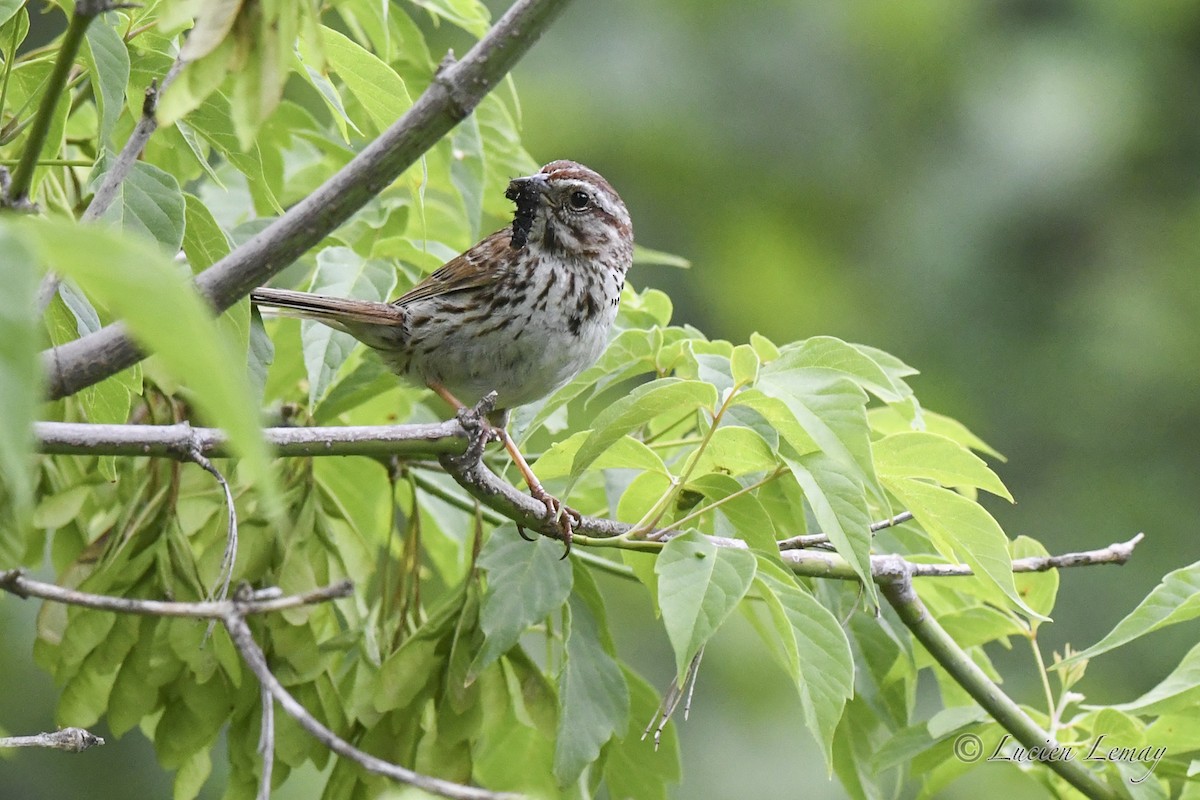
[392,229,512,307]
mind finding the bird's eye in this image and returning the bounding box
[568,190,591,211]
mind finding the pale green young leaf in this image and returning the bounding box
[82,15,130,146]
[173,748,212,800]
[868,405,1005,461]
[228,0,301,148]
[1064,560,1200,663]
[604,666,682,800]
[730,343,759,385]
[178,0,242,61]
[750,331,781,362]
[0,0,23,27]
[1012,535,1058,621]
[751,557,854,770]
[632,243,691,269]
[774,335,908,402]
[1112,639,1200,716]
[181,193,232,271]
[300,246,396,406]
[756,367,881,502]
[322,25,413,131]
[687,424,777,477]
[874,431,1012,501]
[686,473,779,557]
[554,577,630,785]
[655,531,756,677]
[471,530,573,680]
[26,219,279,514]
[93,160,186,253]
[884,476,1047,620]
[410,0,490,36]
[568,378,717,486]
[533,430,667,481]
[782,450,876,603]
[0,227,40,536]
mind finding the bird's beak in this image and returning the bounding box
[505,173,550,202]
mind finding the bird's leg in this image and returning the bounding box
[429,382,579,556]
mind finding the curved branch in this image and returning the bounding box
[40,0,575,400]
[223,610,520,800]
[879,566,1118,800]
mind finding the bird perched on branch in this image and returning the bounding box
[251,160,634,552]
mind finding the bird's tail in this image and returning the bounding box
[250,288,405,328]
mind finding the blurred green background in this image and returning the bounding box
[4,1,1199,797]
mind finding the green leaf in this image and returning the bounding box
[410,0,491,36]
[686,473,780,557]
[301,246,396,406]
[655,531,756,676]
[93,160,186,253]
[530,429,668,481]
[554,587,630,785]
[1012,535,1058,621]
[569,378,717,485]
[25,219,279,515]
[82,15,130,146]
[687,425,777,477]
[756,367,881,502]
[874,431,1012,501]
[173,748,212,800]
[751,558,854,770]
[1112,639,1200,715]
[0,0,23,27]
[774,336,910,402]
[322,25,413,131]
[782,450,876,602]
[0,227,39,538]
[632,243,691,269]
[181,193,232,272]
[730,343,759,385]
[1065,560,1200,663]
[869,405,1004,461]
[471,530,573,679]
[885,476,1047,620]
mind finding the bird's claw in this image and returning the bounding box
[530,487,581,559]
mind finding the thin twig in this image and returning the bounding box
[0,727,104,752]
[3,0,113,208]
[185,445,238,604]
[222,607,520,800]
[0,569,353,617]
[777,510,915,550]
[41,0,576,400]
[257,686,274,800]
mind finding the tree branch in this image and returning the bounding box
[0,727,104,752]
[878,566,1118,800]
[31,420,1145,582]
[0,569,353,617]
[222,607,521,800]
[40,0,576,400]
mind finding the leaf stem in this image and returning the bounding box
[4,1,103,207]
